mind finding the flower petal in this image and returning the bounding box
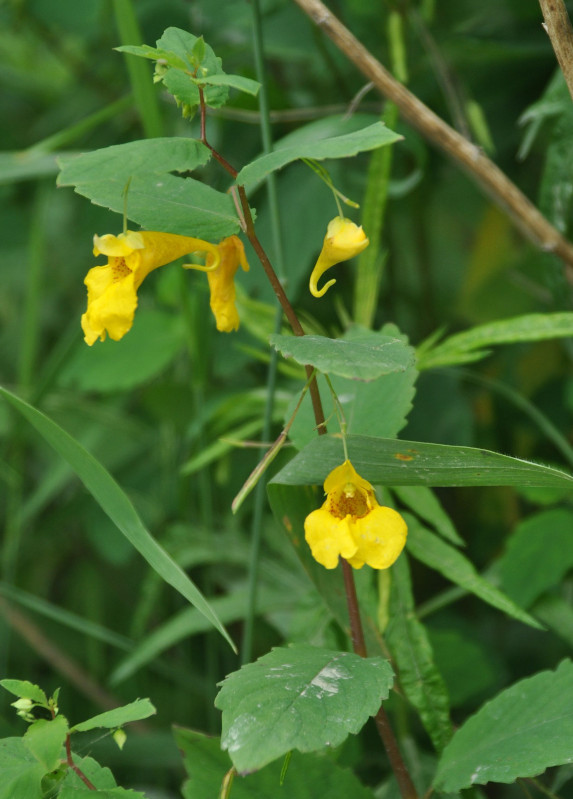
[207,236,249,332]
[84,264,114,304]
[304,509,358,569]
[93,231,144,257]
[350,506,407,570]
[324,459,371,496]
[81,271,138,344]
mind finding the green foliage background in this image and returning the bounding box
[1,0,573,796]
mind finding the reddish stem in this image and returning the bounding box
[197,88,326,434]
[237,186,326,434]
[198,71,415,799]
[198,87,238,178]
[65,735,96,790]
[340,558,418,799]
[341,558,367,657]
[374,707,419,799]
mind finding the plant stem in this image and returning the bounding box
[198,89,326,433]
[65,734,96,790]
[236,186,326,433]
[199,88,239,178]
[539,0,573,104]
[341,559,367,656]
[292,0,573,281]
[198,60,414,799]
[374,708,418,799]
[340,560,419,799]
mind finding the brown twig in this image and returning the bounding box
[291,0,573,282]
[539,0,573,104]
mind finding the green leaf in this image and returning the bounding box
[392,486,463,546]
[115,44,189,71]
[428,627,501,707]
[434,659,573,791]
[0,738,45,799]
[270,332,415,381]
[71,699,155,732]
[287,325,418,450]
[270,434,573,490]
[60,311,185,393]
[24,716,68,772]
[60,789,147,798]
[236,123,402,189]
[405,516,542,628]
[194,73,260,96]
[58,139,240,241]
[498,508,573,608]
[0,150,66,184]
[59,754,117,791]
[386,555,453,752]
[58,138,209,184]
[153,28,228,110]
[534,594,573,650]
[0,387,236,652]
[418,312,573,369]
[174,728,377,799]
[215,644,394,773]
[0,680,48,705]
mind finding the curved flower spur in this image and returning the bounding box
[309,216,369,298]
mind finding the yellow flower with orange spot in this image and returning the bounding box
[304,460,407,570]
[82,230,220,345]
[309,217,369,298]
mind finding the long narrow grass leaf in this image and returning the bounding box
[0,387,236,652]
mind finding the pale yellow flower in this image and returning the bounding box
[82,230,220,345]
[304,460,407,570]
[205,235,249,332]
[309,217,369,298]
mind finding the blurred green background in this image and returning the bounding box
[1,0,573,795]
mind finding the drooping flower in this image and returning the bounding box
[309,216,369,298]
[82,230,220,345]
[304,460,407,570]
[205,235,250,332]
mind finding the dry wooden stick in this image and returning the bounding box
[540,0,573,103]
[291,0,573,282]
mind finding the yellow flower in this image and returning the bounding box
[309,216,369,298]
[304,460,407,570]
[205,235,250,333]
[81,230,220,346]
